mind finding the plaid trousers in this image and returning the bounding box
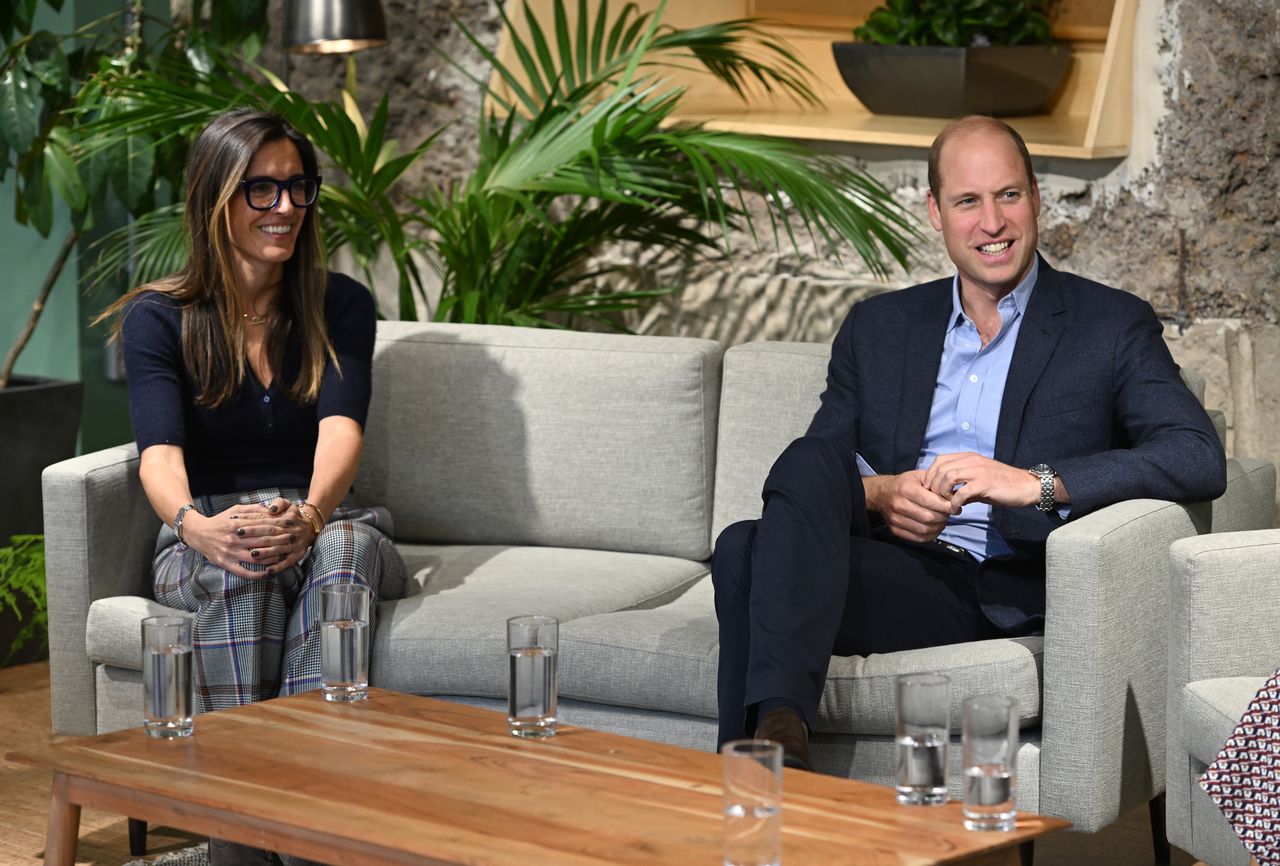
[1201,667,1280,865]
[153,487,409,714]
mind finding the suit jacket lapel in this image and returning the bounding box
[894,281,953,472]
[994,256,1068,463]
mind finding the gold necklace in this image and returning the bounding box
[243,312,268,325]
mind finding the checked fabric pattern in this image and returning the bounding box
[1201,667,1280,865]
[153,487,409,713]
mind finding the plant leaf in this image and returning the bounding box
[44,130,87,212]
[21,31,71,93]
[108,130,156,216]
[0,64,40,154]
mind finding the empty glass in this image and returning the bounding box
[722,739,782,866]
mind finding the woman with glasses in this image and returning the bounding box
[99,107,407,716]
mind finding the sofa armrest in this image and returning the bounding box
[43,444,159,735]
[1165,527,1280,850]
[1169,528,1280,691]
[1038,495,1211,831]
[1211,455,1276,534]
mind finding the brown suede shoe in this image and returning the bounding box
[755,706,812,771]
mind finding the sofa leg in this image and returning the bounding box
[1019,840,1034,866]
[128,818,147,856]
[1149,793,1170,865]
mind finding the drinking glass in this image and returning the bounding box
[142,615,194,738]
[721,739,782,866]
[962,694,1018,831]
[507,615,558,737]
[321,583,370,702]
[895,672,951,805]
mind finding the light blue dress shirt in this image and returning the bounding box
[859,258,1039,561]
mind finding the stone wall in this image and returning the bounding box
[264,0,1279,516]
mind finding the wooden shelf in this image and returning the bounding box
[494,0,1137,160]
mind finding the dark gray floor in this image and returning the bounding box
[1036,802,1195,866]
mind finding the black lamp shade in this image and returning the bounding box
[284,0,388,54]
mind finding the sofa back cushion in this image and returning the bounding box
[712,341,829,539]
[358,322,722,560]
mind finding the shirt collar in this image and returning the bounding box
[947,256,1040,332]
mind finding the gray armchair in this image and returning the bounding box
[711,349,1276,852]
[1167,528,1280,865]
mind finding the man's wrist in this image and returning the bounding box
[861,474,884,513]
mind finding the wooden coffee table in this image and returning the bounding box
[25,689,1067,865]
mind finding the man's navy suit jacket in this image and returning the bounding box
[805,256,1227,631]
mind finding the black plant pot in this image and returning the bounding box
[831,42,1072,118]
[0,376,84,543]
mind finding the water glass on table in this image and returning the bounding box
[895,672,951,805]
[721,739,782,866]
[962,694,1018,831]
[142,615,194,738]
[321,583,370,702]
[507,615,558,738]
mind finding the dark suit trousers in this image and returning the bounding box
[713,437,1024,746]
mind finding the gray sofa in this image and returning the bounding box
[44,320,1277,838]
[1167,528,1280,865]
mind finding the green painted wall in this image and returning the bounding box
[0,187,80,383]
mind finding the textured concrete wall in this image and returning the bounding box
[262,0,1279,514]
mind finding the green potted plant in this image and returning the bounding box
[831,0,1071,118]
[84,0,924,328]
[0,535,47,666]
[0,0,269,543]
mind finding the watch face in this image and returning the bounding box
[1030,463,1053,477]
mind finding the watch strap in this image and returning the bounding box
[173,503,197,543]
[1028,464,1056,512]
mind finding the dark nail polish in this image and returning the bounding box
[269,505,279,513]
[251,549,260,558]
[236,528,245,537]
[286,519,296,527]
[265,567,275,575]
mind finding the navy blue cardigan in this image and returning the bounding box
[120,272,375,497]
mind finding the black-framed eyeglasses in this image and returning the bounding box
[238,175,322,211]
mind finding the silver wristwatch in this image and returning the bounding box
[1028,464,1056,512]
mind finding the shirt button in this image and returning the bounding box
[969,374,979,383]
[263,395,271,404]
[961,422,971,431]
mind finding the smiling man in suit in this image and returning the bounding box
[711,115,1227,770]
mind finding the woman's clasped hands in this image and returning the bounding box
[180,497,319,579]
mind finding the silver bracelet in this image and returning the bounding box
[173,503,197,543]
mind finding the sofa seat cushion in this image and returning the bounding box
[818,637,1043,734]
[86,595,189,670]
[559,572,721,716]
[559,576,1044,733]
[1181,676,1267,765]
[373,543,709,697]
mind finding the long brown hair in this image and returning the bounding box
[99,109,335,407]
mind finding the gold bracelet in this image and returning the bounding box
[296,500,325,535]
